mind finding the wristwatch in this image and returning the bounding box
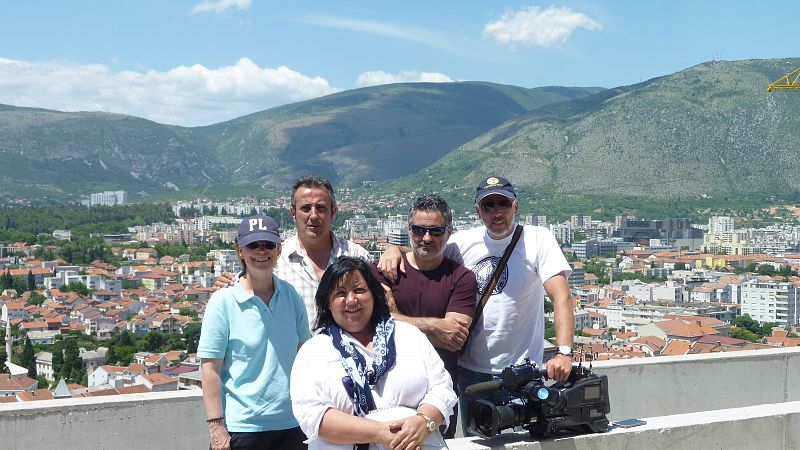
[416,412,436,432]
[557,345,573,357]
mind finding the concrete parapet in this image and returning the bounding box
[1,348,799,449]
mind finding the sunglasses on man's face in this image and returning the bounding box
[480,198,514,212]
[410,224,449,237]
[244,241,278,250]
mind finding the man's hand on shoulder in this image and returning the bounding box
[212,272,236,291]
[376,246,406,281]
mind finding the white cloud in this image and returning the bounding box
[0,57,339,126]
[483,6,601,47]
[299,15,457,53]
[355,70,453,88]
[190,0,252,15]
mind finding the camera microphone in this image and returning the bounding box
[465,380,503,396]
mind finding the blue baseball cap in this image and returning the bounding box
[237,215,281,247]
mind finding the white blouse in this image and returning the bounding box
[290,321,457,449]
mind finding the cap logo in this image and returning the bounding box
[248,218,269,232]
[486,177,501,186]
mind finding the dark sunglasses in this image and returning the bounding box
[410,224,449,237]
[480,198,514,212]
[244,241,278,250]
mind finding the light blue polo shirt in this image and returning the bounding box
[198,276,311,432]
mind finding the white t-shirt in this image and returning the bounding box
[446,225,571,373]
[290,321,456,450]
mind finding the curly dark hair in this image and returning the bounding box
[407,194,452,226]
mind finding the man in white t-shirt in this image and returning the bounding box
[379,176,575,433]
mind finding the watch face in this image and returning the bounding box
[558,345,572,355]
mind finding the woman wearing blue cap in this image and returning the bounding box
[199,215,312,450]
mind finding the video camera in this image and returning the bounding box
[465,359,610,439]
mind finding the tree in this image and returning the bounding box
[37,375,49,390]
[760,322,777,338]
[60,338,84,384]
[543,299,554,314]
[178,307,198,318]
[544,318,556,340]
[1,270,11,290]
[113,345,136,365]
[757,264,776,277]
[183,323,202,354]
[729,327,759,342]
[732,314,761,335]
[28,294,46,306]
[27,269,35,292]
[143,331,166,352]
[19,336,37,378]
[51,342,64,378]
[62,281,89,296]
[674,262,687,270]
[0,347,7,373]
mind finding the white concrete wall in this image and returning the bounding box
[0,391,207,450]
[591,347,800,421]
[2,348,800,450]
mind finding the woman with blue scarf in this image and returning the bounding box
[291,256,456,450]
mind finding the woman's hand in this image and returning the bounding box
[209,422,232,450]
[388,416,428,450]
[374,421,402,449]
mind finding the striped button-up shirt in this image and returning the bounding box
[277,233,371,326]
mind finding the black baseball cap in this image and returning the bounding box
[475,176,516,204]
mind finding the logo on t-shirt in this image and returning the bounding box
[473,256,508,296]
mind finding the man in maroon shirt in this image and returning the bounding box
[380,194,477,438]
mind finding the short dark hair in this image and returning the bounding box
[407,194,453,226]
[313,256,391,331]
[291,174,336,209]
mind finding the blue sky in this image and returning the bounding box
[0,1,796,126]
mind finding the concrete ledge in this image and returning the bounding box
[0,390,207,450]
[446,400,800,449]
[2,349,799,449]
[587,346,800,421]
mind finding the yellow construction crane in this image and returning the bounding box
[767,67,800,91]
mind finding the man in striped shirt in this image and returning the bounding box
[216,174,370,325]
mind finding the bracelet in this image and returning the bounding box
[206,417,224,425]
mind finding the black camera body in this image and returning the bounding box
[466,360,611,439]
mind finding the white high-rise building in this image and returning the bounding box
[740,279,798,327]
[90,191,127,206]
[708,216,734,236]
[550,222,572,245]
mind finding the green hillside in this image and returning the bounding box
[401,58,800,199]
[195,82,602,187]
[0,82,598,201]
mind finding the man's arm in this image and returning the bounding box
[376,245,411,281]
[395,311,471,353]
[212,272,236,290]
[382,283,471,352]
[542,272,574,382]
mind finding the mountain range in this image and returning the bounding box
[1,57,798,202]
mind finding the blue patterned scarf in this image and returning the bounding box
[325,317,397,417]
